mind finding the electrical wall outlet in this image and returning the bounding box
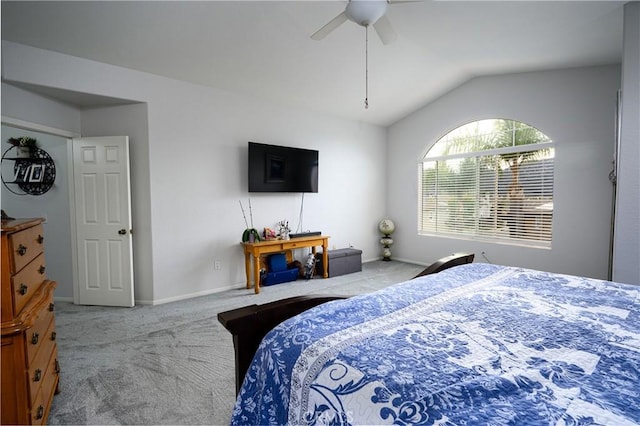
[214,260,222,270]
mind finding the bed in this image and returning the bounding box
[220,258,640,425]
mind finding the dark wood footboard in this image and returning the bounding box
[218,295,350,394]
[218,252,475,394]
[413,252,475,278]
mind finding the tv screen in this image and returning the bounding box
[248,142,318,193]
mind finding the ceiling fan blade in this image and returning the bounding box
[373,15,397,45]
[311,11,348,41]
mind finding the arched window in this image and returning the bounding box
[419,119,554,248]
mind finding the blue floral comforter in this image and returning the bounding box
[231,264,640,425]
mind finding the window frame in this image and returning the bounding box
[418,119,555,249]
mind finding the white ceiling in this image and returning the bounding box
[1,1,625,127]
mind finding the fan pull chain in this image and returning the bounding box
[365,25,369,109]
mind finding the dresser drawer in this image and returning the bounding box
[281,241,307,250]
[25,292,56,367]
[1,219,59,425]
[11,252,47,315]
[8,224,45,273]
[41,347,60,403]
[29,346,58,425]
[28,332,58,409]
[30,385,47,425]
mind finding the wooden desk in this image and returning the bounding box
[242,235,329,294]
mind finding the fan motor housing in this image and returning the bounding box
[345,0,388,26]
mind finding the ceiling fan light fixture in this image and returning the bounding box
[345,0,388,27]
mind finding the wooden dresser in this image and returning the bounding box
[1,218,60,425]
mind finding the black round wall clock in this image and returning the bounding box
[1,145,57,196]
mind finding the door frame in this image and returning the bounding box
[2,116,138,306]
[67,137,134,306]
[67,138,80,304]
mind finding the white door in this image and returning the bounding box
[72,136,134,307]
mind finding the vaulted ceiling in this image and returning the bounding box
[1,1,625,126]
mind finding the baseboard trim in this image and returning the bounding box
[54,285,247,306]
[56,260,423,307]
[140,283,247,306]
[364,256,428,267]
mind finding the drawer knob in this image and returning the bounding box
[19,283,28,295]
[55,359,61,374]
[33,368,42,382]
[31,332,39,345]
[36,405,44,420]
[39,265,46,274]
[17,244,27,256]
[51,331,57,341]
[38,234,44,244]
[49,302,55,312]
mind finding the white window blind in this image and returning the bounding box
[418,119,554,248]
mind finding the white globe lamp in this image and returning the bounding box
[378,219,395,261]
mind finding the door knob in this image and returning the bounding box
[118,229,127,235]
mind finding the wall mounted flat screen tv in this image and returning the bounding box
[248,142,318,193]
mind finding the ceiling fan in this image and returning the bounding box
[311,0,416,108]
[311,0,412,45]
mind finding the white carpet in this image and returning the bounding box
[47,260,423,425]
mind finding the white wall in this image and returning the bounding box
[81,103,154,302]
[1,83,82,134]
[388,65,621,280]
[1,41,387,304]
[2,36,633,302]
[613,2,640,285]
[0,125,74,295]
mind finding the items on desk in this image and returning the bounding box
[263,227,277,240]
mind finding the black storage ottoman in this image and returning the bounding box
[316,248,362,277]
